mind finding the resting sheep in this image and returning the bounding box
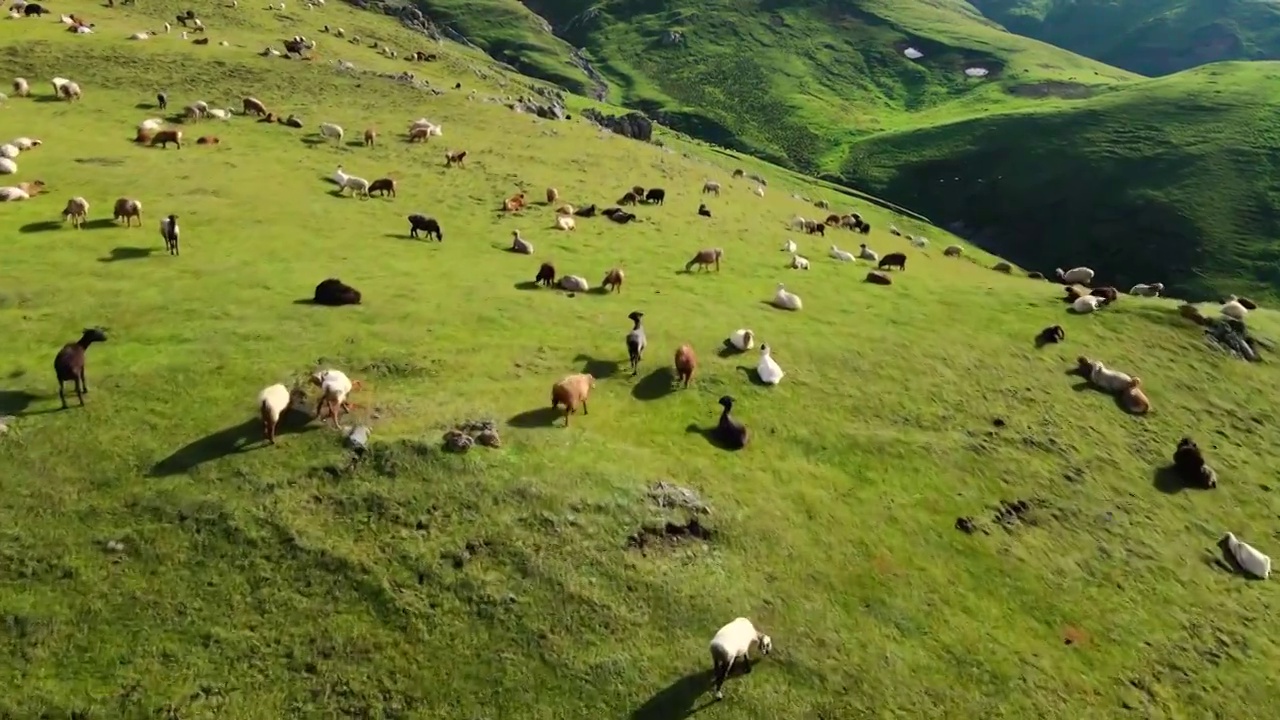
[1129,283,1164,297]
[550,373,594,426]
[714,396,748,449]
[1035,325,1065,347]
[113,197,143,226]
[686,248,722,273]
[697,204,712,218]
[313,278,361,305]
[0,158,15,175]
[1173,437,1217,489]
[1222,296,1250,319]
[554,215,576,231]
[558,275,589,292]
[1071,295,1104,314]
[943,245,962,257]
[1221,533,1270,579]
[773,283,802,311]
[1075,356,1133,393]
[407,214,442,241]
[790,254,810,270]
[62,197,89,228]
[829,245,855,262]
[574,204,597,218]
[510,230,532,254]
[723,329,754,352]
[857,244,878,262]
[708,617,772,700]
[1055,266,1095,285]
[502,192,526,212]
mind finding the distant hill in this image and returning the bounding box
[969,0,1280,76]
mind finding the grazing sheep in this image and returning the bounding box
[535,262,556,287]
[113,197,143,226]
[1035,325,1065,347]
[865,271,892,285]
[992,262,1012,273]
[702,180,720,196]
[444,149,467,167]
[281,115,303,129]
[502,192,526,212]
[1221,298,1248,320]
[574,204,597,218]
[686,248,723,273]
[58,81,81,101]
[257,383,291,444]
[1071,295,1104,314]
[878,252,906,271]
[545,187,559,204]
[1091,287,1119,304]
[823,214,841,226]
[159,214,179,255]
[714,396,748,449]
[630,185,645,198]
[559,275,589,292]
[51,77,70,95]
[53,328,108,409]
[184,104,206,122]
[731,169,745,179]
[857,243,878,262]
[339,174,371,199]
[1221,533,1270,579]
[606,210,636,224]
[815,199,830,210]
[602,267,624,293]
[196,135,219,145]
[313,278,361,305]
[408,126,432,142]
[619,191,639,206]
[555,215,576,231]
[723,329,754,352]
[1173,437,1217,489]
[369,178,396,198]
[803,220,825,236]
[625,311,646,376]
[773,283,802,311]
[242,96,267,116]
[12,77,28,97]
[0,158,15,175]
[909,235,928,249]
[149,129,183,149]
[0,187,29,202]
[363,128,376,146]
[644,188,665,205]
[709,617,772,700]
[510,230,532,254]
[1120,377,1151,414]
[674,344,696,388]
[318,122,344,143]
[697,203,712,218]
[1075,356,1133,393]
[790,254,810,270]
[407,214,443,241]
[943,245,962,257]
[61,197,89,228]
[310,368,358,427]
[829,245,855,262]
[859,223,872,235]
[550,373,595,427]
[1129,282,1164,297]
[1055,267,1095,285]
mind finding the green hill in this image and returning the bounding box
[969,0,1280,76]
[4,1,1280,717]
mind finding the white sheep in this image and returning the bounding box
[1128,283,1164,297]
[908,235,928,249]
[257,383,292,444]
[206,107,234,120]
[1222,532,1271,579]
[1079,357,1132,393]
[724,329,754,352]
[310,368,355,425]
[708,617,772,700]
[1055,266,1095,285]
[62,196,89,227]
[138,118,164,133]
[789,215,807,231]
[559,275,589,292]
[58,81,82,101]
[1222,297,1248,320]
[752,185,765,197]
[0,157,16,175]
[164,21,171,32]
[773,283,802,311]
[12,77,28,97]
[829,245,855,262]
[857,243,878,262]
[339,174,371,199]
[756,345,784,385]
[781,239,796,253]
[554,215,576,231]
[0,143,18,159]
[1072,295,1104,314]
[791,254,810,270]
[50,77,70,95]
[11,136,41,150]
[0,186,29,202]
[319,122,344,142]
[129,31,150,40]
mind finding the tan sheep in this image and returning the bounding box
[674,344,696,389]
[363,128,376,146]
[601,267,624,293]
[550,373,595,426]
[556,203,575,216]
[685,248,723,273]
[546,187,559,204]
[113,197,143,226]
[62,196,90,228]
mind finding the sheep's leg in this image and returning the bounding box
[58,380,68,409]
[75,375,85,405]
[712,658,732,699]
[581,399,588,416]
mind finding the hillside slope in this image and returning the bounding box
[839,62,1280,301]
[970,0,1280,76]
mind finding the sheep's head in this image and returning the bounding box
[1073,357,1095,376]
[758,634,772,654]
[717,395,734,411]
[627,311,643,323]
[81,327,108,343]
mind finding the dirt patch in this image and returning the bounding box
[647,481,710,514]
[1007,81,1095,99]
[627,518,712,551]
[443,418,501,453]
[993,498,1035,528]
[1063,625,1089,647]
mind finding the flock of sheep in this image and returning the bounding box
[4,0,1275,704]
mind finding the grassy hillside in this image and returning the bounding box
[839,62,1280,302]
[4,2,1280,718]
[970,0,1280,76]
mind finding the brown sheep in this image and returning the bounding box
[445,150,467,168]
[618,191,638,206]
[196,135,220,145]
[824,213,841,226]
[1179,303,1210,326]
[134,128,154,144]
[674,344,697,388]
[363,128,377,147]
[630,185,645,198]
[536,262,556,287]
[685,248,722,272]
[502,192,526,212]
[17,180,46,197]
[602,267,624,293]
[865,271,892,285]
[546,187,559,205]
[113,197,143,227]
[1091,287,1119,304]
[550,373,595,426]
[243,96,268,116]
[149,129,182,149]
[369,178,397,198]
[408,126,431,142]
[992,262,1012,273]
[1120,377,1151,415]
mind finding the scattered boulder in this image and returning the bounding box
[647,481,710,514]
[581,108,653,142]
[441,418,501,453]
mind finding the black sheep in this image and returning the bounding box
[609,211,637,224]
[698,204,712,218]
[535,262,556,287]
[313,278,362,306]
[1035,325,1065,347]
[157,91,168,110]
[573,204,597,218]
[644,188,665,205]
[625,311,646,376]
[878,252,907,271]
[859,223,871,234]
[407,213,443,241]
[53,328,108,409]
[1173,437,1218,488]
[714,395,748,449]
[23,3,47,15]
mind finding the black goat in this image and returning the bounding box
[53,328,108,409]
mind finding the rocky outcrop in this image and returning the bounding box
[581,108,653,142]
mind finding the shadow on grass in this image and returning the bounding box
[149,411,315,477]
[345,140,365,148]
[0,390,40,416]
[633,367,676,400]
[716,343,747,359]
[630,669,715,720]
[684,423,738,451]
[31,96,61,104]
[573,354,620,379]
[1153,464,1210,494]
[98,246,156,262]
[513,281,541,291]
[735,366,770,387]
[301,137,330,146]
[507,406,561,428]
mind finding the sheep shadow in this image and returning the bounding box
[632,367,677,401]
[149,412,316,477]
[301,137,331,146]
[573,354,621,378]
[319,173,340,185]
[31,96,62,104]
[507,406,561,429]
[19,220,64,233]
[684,423,736,451]
[344,140,366,148]
[735,366,770,387]
[0,390,40,416]
[1153,464,1203,494]
[98,246,157,262]
[133,102,155,110]
[629,669,716,720]
[717,344,747,359]
[513,281,542,291]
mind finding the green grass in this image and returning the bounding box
[970,0,1280,76]
[4,2,1280,718]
